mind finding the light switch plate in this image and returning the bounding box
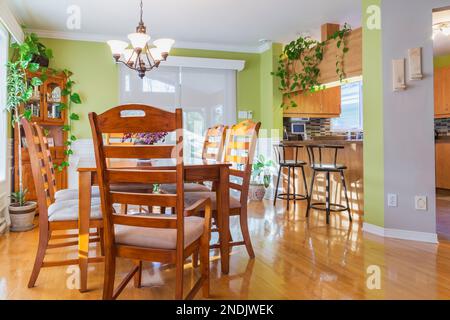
[238,111,248,119]
[415,196,428,211]
[387,194,398,207]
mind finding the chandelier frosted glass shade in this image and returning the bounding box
[153,38,175,54]
[107,40,128,56]
[128,32,151,50]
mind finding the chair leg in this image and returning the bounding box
[102,251,116,300]
[133,260,142,288]
[273,166,282,206]
[192,249,199,268]
[175,255,184,300]
[28,229,49,288]
[286,166,291,210]
[99,228,105,256]
[340,170,352,222]
[306,170,316,218]
[326,171,331,225]
[239,210,255,259]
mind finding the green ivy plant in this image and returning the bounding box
[272,23,352,109]
[7,32,50,206]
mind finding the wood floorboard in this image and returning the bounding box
[1,199,450,299]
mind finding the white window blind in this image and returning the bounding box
[119,65,237,161]
[331,81,363,132]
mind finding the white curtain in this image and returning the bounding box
[119,65,237,161]
[0,23,10,233]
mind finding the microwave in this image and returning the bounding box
[291,123,306,135]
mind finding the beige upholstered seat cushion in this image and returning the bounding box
[55,187,101,202]
[114,216,205,250]
[184,192,241,211]
[48,199,102,221]
[55,184,154,202]
[160,183,211,194]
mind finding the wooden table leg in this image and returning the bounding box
[78,171,92,292]
[217,166,230,274]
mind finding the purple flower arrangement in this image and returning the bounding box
[122,132,168,145]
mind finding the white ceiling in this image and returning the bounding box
[7,0,362,52]
[434,10,450,56]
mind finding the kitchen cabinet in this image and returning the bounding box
[283,86,341,118]
[436,142,450,189]
[435,67,450,118]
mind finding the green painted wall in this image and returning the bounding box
[40,38,262,139]
[260,43,283,137]
[434,55,450,68]
[362,0,384,227]
[40,38,119,139]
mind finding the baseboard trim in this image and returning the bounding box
[363,223,439,244]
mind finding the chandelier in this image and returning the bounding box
[107,0,175,79]
[433,21,450,39]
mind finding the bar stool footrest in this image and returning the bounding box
[276,193,308,201]
[310,202,349,212]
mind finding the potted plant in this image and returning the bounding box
[7,32,47,232]
[8,189,36,232]
[249,155,275,201]
[26,32,53,68]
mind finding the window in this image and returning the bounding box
[0,24,9,182]
[331,81,363,132]
[120,65,237,161]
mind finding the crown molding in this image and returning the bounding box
[29,28,273,54]
[0,1,24,42]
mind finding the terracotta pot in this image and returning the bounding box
[249,184,266,201]
[9,202,37,232]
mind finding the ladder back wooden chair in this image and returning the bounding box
[89,104,212,300]
[185,120,261,259]
[22,119,104,289]
[160,124,227,195]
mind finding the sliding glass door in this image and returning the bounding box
[120,65,237,161]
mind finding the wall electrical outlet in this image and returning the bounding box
[415,196,428,211]
[387,194,398,207]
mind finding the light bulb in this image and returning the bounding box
[107,40,128,56]
[153,38,175,54]
[150,47,163,61]
[128,32,151,49]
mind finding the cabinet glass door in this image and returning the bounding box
[44,79,65,123]
[23,80,43,121]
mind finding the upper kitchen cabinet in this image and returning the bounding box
[435,66,450,118]
[283,86,341,118]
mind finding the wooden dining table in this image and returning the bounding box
[76,158,231,292]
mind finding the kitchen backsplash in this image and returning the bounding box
[283,117,363,138]
[435,118,450,136]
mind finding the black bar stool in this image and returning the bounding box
[273,144,309,210]
[305,144,352,224]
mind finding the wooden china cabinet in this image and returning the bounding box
[14,70,68,201]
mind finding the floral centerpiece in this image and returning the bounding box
[122,132,168,145]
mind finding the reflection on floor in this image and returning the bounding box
[1,200,450,299]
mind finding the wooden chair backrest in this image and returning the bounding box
[223,120,261,205]
[105,133,134,146]
[201,125,227,162]
[21,119,53,221]
[33,124,57,202]
[89,104,184,249]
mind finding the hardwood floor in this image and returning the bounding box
[2,200,450,300]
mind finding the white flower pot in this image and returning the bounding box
[249,184,266,201]
[9,202,37,232]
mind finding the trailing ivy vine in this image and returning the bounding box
[272,23,352,109]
